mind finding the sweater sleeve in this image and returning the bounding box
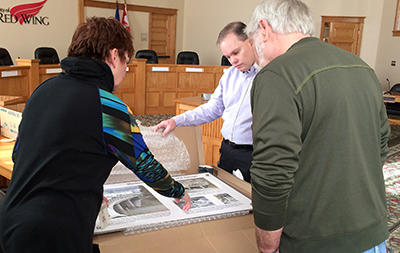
[99,89,185,199]
[379,99,390,166]
[250,71,302,230]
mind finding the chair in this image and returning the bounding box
[34,47,60,65]
[386,84,400,115]
[0,48,13,66]
[135,50,158,64]
[176,51,199,65]
[221,56,231,66]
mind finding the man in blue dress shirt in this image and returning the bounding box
[154,21,257,182]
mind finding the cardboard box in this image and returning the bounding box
[93,125,257,253]
[0,103,25,140]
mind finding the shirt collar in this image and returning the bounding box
[243,64,258,75]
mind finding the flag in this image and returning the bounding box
[122,4,130,31]
[114,1,120,21]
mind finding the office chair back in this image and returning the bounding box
[0,48,13,66]
[34,47,60,65]
[135,50,158,64]
[390,83,400,93]
[177,51,199,65]
[221,56,231,66]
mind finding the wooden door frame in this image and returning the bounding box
[148,13,177,64]
[320,16,365,56]
[78,0,177,24]
[77,0,177,63]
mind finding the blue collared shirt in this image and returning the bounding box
[174,65,258,145]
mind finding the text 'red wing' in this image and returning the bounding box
[10,0,47,25]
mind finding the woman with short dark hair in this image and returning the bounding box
[0,17,191,253]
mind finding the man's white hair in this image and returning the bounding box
[246,0,315,37]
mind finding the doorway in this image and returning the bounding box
[320,16,365,56]
[149,13,176,64]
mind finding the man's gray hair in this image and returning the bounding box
[246,0,315,37]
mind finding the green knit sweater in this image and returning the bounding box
[251,37,390,252]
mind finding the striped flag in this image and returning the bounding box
[114,1,120,21]
[122,4,130,31]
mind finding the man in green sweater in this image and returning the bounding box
[246,0,390,252]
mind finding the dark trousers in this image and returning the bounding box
[218,140,253,182]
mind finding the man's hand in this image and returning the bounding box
[175,190,191,211]
[153,119,176,137]
[256,226,283,253]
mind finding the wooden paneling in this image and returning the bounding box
[0,66,30,97]
[144,63,228,114]
[114,65,136,111]
[163,92,176,107]
[177,73,214,89]
[38,64,62,84]
[16,59,40,95]
[0,59,228,117]
[146,92,160,107]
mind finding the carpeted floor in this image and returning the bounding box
[389,114,400,142]
[386,122,400,252]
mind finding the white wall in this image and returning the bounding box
[182,0,259,66]
[375,0,400,89]
[182,0,385,70]
[85,7,150,53]
[119,0,185,55]
[1,0,78,64]
[2,0,400,89]
[1,0,184,64]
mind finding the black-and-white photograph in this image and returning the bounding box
[178,176,219,195]
[94,173,252,235]
[175,196,214,210]
[214,193,238,204]
[104,185,169,218]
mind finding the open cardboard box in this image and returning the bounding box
[93,125,257,253]
[0,102,257,252]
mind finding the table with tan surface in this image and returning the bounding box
[0,138,14,183]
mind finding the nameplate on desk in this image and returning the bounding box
[45,68,62,74]
[185,67,204,73]
[152,67,169,72]
[1,70,18,78]
[384,96,396,103]
[126,67,129,71]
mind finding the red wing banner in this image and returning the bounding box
[1,0,49,26]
